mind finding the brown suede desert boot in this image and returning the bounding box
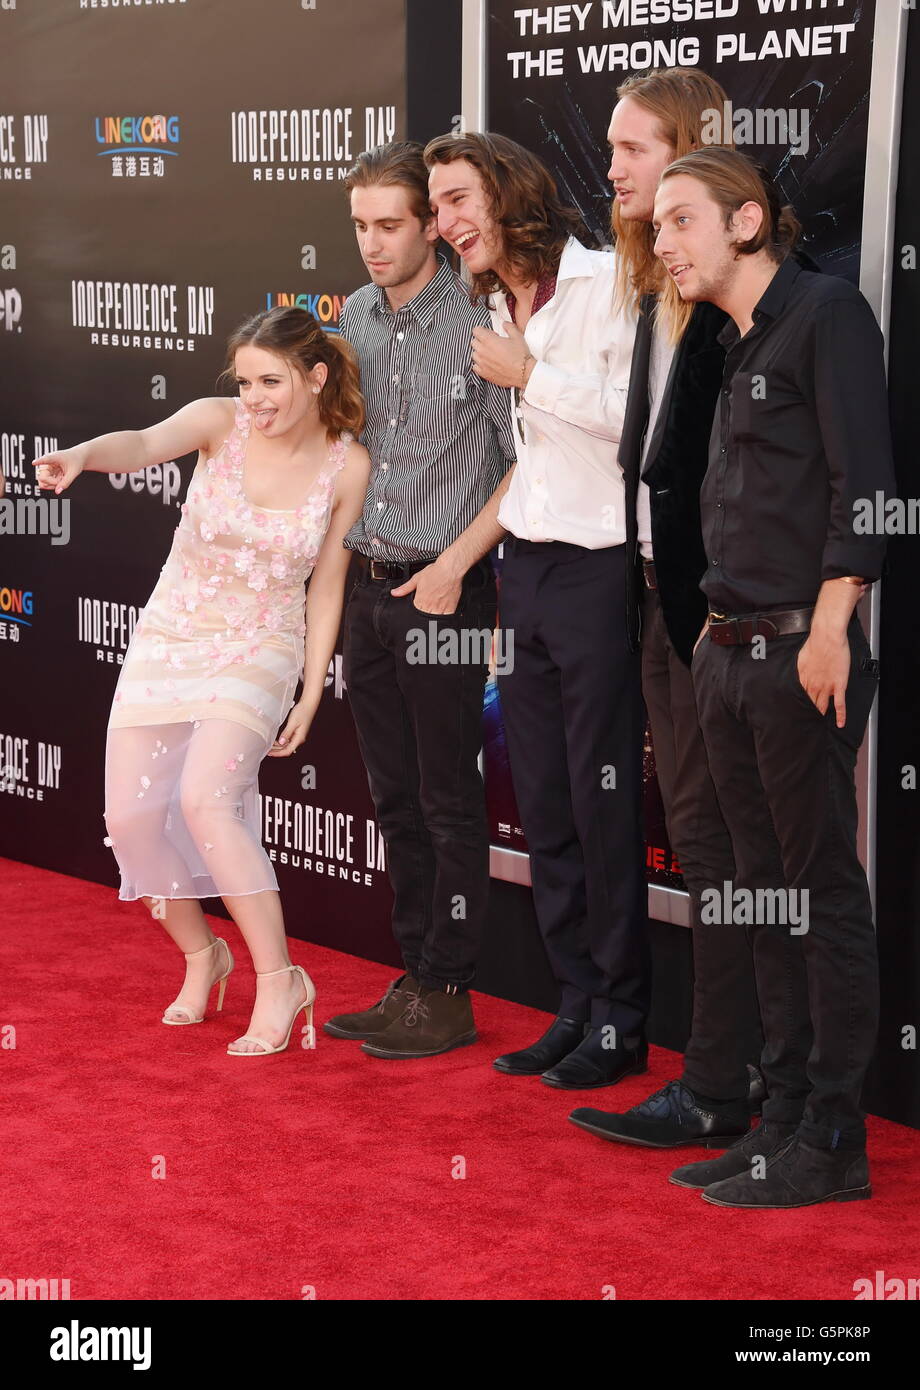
[361,985,477,1058]
[323,974,419,1040]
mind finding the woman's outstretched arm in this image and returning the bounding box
[34,396,233,494]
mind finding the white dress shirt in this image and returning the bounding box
[491,237,637,549]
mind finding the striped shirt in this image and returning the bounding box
[341,254,516,560]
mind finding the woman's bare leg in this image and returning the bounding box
[177,721,310,1053]
[105,725,228,1022]
[140,896,228,1023]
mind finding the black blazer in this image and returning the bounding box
[619,294,727,664]
[642,299,729,666]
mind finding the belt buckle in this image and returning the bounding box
[369,559,389,581]
[708,611,740,644]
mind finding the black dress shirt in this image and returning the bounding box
[701,256,896,615]
[340,254,516,561]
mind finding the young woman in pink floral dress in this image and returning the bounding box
[34,308,370,1055]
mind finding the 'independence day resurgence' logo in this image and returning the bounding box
[0,115,49,180]
[71,279,214,351]
[0,727,63,801]
[94,114,180,179]
[80,1,186,8]
[231,106,397,182]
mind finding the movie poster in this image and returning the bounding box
[481,0,877,890]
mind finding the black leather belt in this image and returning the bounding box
[643,559,658,592]
[707,607,814,646]
[354,553,435,584]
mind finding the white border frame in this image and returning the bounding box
[856,3,909,911]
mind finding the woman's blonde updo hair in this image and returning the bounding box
[220,306,365,439]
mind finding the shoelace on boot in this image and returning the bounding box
[726,1122,793,1157]
[758,1131,799,1165]
[375,983,397,1014]
[402,991,430,1028]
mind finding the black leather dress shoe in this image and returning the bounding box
[702,1137,871,1208]
[569,1078,750,1148]
[493,1016,587,1075]
[541,1028,648,1090]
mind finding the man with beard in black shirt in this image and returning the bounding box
[652,148,895,1209]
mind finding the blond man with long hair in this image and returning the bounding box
[570,69,765,1151]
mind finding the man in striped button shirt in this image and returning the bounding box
[323,141,516,1060]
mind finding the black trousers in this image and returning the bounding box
[342,561,497,992]
[497,539,650,1035]
[641,586,763,1100]
[692,619,880,1150]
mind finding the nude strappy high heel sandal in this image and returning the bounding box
[161,937,234,1025]
[226,963,316,1056]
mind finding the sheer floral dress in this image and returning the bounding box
[103,398,349,900]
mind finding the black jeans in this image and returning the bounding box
[641,586,762,1100]
[692,618,880,1150]
[342,560,497,992]
[497,539,650,1035]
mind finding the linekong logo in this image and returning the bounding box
[0,587,33,627]
[94,115,180,156]
[264,292,346,331]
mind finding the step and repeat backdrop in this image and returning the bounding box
[0,0,407,961]
[2,1,914,1097]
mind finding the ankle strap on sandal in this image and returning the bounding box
[256,963,298,979]
[184,937,226,961]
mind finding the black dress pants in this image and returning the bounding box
[641,586,763,1100]
[342,560,497,992]
[497,539,650,1034]
[692,619,880,1150]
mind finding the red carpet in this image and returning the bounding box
[2,855,918,1301]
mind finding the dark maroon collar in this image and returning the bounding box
[505,269,558,325]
